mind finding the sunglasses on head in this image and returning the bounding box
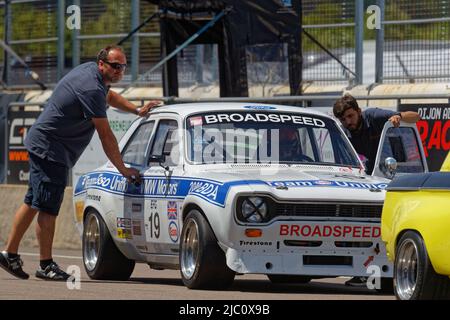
[102,60,127,71]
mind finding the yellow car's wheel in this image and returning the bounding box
[394,231,450,300]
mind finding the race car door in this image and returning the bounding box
[142,116,184,261]
[372,122,428,179]
[120,119,156,252]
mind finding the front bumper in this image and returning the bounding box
[224,220,393,278]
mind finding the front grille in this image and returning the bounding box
[275,203,382,218]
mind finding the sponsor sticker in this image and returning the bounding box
[202,113,326,127]
[279,224,381,239]
[168,221,179,243]
[74,201,84,223]
[313,180,333,186]
[86,194,101,201]
[117,228,133,239]
[167,201,178,220]
[189,116,203,126]
[239,240,273,246]
[132,203,142,212]
[132,220,142,236]
[243,105,277,110]
[117,218,131,228]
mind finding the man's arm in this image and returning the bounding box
[107,90,161,117]
[92,117,141,183]
[399,111,421,123]
[389,111,421,127]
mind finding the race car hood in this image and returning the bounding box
[187,165,388,203]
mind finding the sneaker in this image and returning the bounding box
[345,276,368,287]
[35,262,72,281]
[0,251,29,280]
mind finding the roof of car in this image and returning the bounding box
[149,102,334,120]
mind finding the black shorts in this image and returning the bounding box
[24,153,68,216]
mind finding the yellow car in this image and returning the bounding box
[382,152,450,300]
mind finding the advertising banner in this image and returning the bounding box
[399,104,450,172]
[6,105,43,184]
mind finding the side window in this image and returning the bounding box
[379,127,424,173]
[149,120,179,167]
[122,121,155,166]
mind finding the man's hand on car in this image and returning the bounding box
[121,167,141,185]
[389,114,402,127]
[137,100,162,117]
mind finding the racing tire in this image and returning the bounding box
[83,209,135,280]
[180,209,235,289]
[267,275,312,284]
[394,231,450,300]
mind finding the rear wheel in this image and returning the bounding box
[180,209,235,289]
[394,231,450,300]
[267,275,312,284]
[83,210,135,280]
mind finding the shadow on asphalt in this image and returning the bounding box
[82,276,392,297]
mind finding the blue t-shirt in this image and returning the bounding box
[347,108,400,174]
[25,62,109,168]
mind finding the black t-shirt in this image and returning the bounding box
[347,108,400,174]
[25,62,109,168]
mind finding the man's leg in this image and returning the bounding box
[34,207,71,281]
[35,211,56,260]
[0,203,36,279]
[4,203,38,254]
[35,211,71,281]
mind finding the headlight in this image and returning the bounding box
[240,197,269,223]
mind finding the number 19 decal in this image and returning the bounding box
[149,212,160,239]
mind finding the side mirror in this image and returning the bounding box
[384,157,398,178]
[149,154,169,171]
[149,154,165,163]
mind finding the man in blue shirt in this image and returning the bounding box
[333,93,420,287]
[0,45,160,281]
[334,94,420,175]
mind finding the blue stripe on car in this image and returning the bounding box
[74,171,387,208]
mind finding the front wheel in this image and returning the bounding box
[83,210,135,280]
[180,209,235,289]
[394,231,450,300]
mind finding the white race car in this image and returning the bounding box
[73,103,427,289]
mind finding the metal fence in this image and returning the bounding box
[302,0,358,85]
[381,0,450,83]
[2,0,450,89]
[0,0,162,88]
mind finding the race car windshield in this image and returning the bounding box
[186,111,360,167]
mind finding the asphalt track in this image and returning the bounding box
[0,247,395,300]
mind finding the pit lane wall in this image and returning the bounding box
[0,185,81,250]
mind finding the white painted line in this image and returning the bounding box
[21,252,82,260]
